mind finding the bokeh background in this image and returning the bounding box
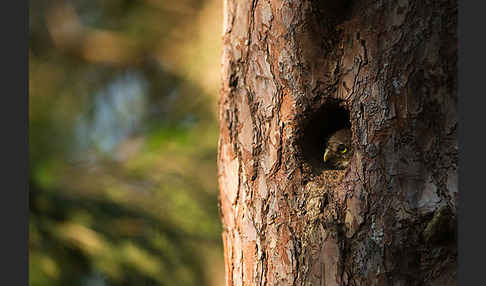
[29,0,223,285]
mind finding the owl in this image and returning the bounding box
[323,128,353,169]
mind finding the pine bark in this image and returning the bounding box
[218,0,457,285]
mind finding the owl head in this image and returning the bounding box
[323,128,353,170]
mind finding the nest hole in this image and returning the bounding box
[300,101,351,175]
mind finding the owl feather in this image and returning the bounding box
[323,128,353,170]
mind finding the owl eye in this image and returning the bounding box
[337,144,347,154]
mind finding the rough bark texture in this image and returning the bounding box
[218,0,457,285]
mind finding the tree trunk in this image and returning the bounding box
[218,0,457,285]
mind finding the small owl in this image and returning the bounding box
[323,128,353,169]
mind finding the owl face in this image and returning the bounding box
[323,128,353,170]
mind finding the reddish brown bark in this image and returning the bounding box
[218,0,457,285]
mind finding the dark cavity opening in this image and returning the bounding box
[312,0,354,25]
[300,101,351,175]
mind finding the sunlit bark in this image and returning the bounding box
[218,0,457,285]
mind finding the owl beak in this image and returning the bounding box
[323,148,330,162]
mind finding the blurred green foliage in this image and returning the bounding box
[29,0,223,285]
